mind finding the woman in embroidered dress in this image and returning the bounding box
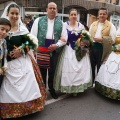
[0,2,46,119]
[54,9,92,96]
[95,27,120,100]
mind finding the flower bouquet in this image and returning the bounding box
[112,44,120,52]
[20,33,38,51]
[112,36,120,53]
[14,33,38,55]
[74,30,93,61]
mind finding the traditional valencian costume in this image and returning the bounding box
[54,22,92,94]
[0,2,46,119]
[89,20,116,82]
[31,14,67,99]
[95,28,120,100]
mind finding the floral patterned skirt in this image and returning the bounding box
[95,52,120,100]
[0,55,47,119]
[95,81,120,100]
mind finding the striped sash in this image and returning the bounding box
[37,46,50,69]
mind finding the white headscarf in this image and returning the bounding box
[1,2,29,36]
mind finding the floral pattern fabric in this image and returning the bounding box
[95,81,120,100]
[95,36,120,100]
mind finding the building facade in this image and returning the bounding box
[0,0,120,28]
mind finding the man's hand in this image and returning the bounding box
[94,38,103,42]
[48,44,57,52]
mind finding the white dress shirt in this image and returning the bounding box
[89,22,116,43]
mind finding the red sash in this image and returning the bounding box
[37,46,50,69]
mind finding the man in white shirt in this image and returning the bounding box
[89,8,116,83]
[31,2,68,99]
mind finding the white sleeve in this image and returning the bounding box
[89,24,93,35]
[109,23,116,43]
[3,57,8,68]
[79,22,85,30]
[30,18,39,37]
[116,27,120,36]
[3,40,8,68]
[56,22,68,47]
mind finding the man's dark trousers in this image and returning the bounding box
[90,43,103,83]
[40,51,59,92]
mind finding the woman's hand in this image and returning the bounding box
[86,49,90,54]
[60,36,66,42]
[2,67,8,73]
[94,38,102,42]
[0,68,3,75]
[10,48,21,58]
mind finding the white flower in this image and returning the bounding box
[81,30,91,36]
[27,34,38,49]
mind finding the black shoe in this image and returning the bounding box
[49,90,58,99]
